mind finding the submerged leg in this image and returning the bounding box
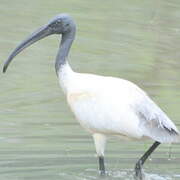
[93,133,106,175]
[135,141,160,180]
[99,156,105,175]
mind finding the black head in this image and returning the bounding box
[47,14,76,34]
[3,14,76,73]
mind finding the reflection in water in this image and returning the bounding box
[0,0,180,180]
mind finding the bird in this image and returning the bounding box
[3,14,180,180]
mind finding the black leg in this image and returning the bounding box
[99,156,105,175]
[135,141,160,180]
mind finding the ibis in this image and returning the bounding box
[3,14,180,180]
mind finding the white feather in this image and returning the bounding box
[58,63,180,144]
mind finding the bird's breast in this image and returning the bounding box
[67,92,96,104]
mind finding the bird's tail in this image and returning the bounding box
[147,127,180,144]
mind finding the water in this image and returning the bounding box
[0,0,180,179]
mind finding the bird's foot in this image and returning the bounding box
[134,161,145,180]
[99,169,106,176]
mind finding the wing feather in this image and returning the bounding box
[132,95,180,143]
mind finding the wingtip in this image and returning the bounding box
[172,134,180,144]
[176,133,180,143]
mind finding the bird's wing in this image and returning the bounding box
[132,95,180,143]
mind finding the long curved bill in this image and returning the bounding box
[3,24,52,73]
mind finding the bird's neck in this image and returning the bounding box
[55,29,75,74]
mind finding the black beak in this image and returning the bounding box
[3,24,52,73]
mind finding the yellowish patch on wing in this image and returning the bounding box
[67,92,95,105]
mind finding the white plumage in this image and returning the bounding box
[59,63,180,153]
